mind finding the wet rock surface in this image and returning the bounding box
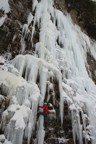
[87,52,96,84]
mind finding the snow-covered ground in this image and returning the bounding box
[0,0,96,144]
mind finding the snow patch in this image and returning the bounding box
[0,0,10,13]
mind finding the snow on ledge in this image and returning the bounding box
[0,0,10,13]
[0,69,26,95]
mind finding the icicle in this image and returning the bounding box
[20,37,26,54]
[37,116,45,144]
[27,13,33,26]
[32,0,38,11]
[0,15,7,27]
[71,109,76,144]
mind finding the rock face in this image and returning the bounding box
[87,52,96,84]
[0,0,33,57]
[65,0,96,39]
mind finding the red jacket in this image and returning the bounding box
[39,105,49,113]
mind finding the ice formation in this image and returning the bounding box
[0,15,7,27]
[0,0,96,144]
[0,68,40,144]
[0,0,10,13]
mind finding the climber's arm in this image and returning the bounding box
[39,106,44,109]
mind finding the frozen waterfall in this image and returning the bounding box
[0,0,96,144]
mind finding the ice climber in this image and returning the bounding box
[38,103,49,128]
[38,103,56,128]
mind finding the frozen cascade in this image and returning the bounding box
[0,0,96,144]
[0,69,40,144]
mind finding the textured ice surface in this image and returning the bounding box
[0,69,40,144]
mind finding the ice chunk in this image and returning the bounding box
[0,0,10,13]
[27,13,33,26]
[0,135,5,143]
[0,15,7,27]
[0,56,6,64]
[4,140,12,144]
[32,0,38,11]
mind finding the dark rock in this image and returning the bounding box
[64,0,96,40]
[87,52,96,84]
[0,83,9,96]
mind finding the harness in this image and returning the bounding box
[39,105,49,113]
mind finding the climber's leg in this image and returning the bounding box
[44,113,48,129]
[37,112,48,129]
[37,111,44,118]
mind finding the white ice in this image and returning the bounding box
[0,0,96,144]
[0,0,10,13]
